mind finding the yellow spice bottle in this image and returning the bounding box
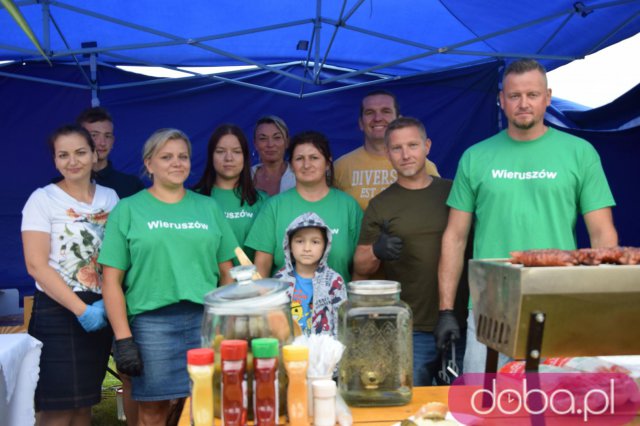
[187,348,215,426]
[283,345,310,426]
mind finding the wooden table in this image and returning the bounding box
[178,386,445,426]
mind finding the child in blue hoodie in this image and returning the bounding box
[274,212,346,336]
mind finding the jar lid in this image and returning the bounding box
[282,344,308,362]
[187,348,214,365]
[252,337,279,358]
[312,379,336,397]
[348,280,400,295]
[221,340,248,360]
[204,265,290,314]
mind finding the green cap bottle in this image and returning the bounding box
[251,337,279,358]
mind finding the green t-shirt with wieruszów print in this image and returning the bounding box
[98,190,239,317]
[244,187,362,282]
[211,187,267,263]
[447,127,615,260]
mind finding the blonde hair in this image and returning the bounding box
[142,128,191,179]
[254,115,290,143]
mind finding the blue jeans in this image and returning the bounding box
[413,331,439,386]
[130,301,203,401]
[413,331,466,386]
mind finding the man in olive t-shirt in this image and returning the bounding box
[353,117,468,386]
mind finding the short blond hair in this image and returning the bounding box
[142,128,191,178]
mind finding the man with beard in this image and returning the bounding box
[334,90,439,210]
[435,59,618,373]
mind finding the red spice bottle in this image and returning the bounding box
[221,340,248,426]
[251,338,279,426]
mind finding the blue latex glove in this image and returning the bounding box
[77,299,108,332]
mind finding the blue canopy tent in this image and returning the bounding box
[2,1,639,97]
[1,1,639,298]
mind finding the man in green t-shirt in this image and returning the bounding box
[435,59,618,374]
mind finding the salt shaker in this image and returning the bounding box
[312,379,336,426]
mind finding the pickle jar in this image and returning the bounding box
[338,280,413,406]
[202,265,293,418]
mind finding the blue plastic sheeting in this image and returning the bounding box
[0,61,500,297]
[548,84,640,131]
[546,83,640,250]
[1,1,639,94]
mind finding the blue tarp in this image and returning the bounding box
[1,60,501,297]
[1,1,639,95]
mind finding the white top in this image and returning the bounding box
[250,163,296,194]
[21,183,119,293]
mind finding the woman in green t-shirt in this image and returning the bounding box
[246,131,363,282]
[193,124,267,261]
[100,129,237,425]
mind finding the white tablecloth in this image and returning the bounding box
[0,334,42,426]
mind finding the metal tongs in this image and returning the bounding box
[438,339,459,384]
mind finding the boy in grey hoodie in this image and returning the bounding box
[274,212,346,336]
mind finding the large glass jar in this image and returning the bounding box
[202,265,293,418]
[338,280,412,406]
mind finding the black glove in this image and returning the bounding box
[434,310,460,351]
[372,220,403,261]
[113,337,143,376]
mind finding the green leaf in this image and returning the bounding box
[80,229,94,247]
[70,242,82,259]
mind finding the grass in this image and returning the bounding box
[92,357,126,426]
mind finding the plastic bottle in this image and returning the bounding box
[312,379,336,426]
[221,340,248,426]
[283,345,309,426]
[187,348,215,426]
[252,338,279,426]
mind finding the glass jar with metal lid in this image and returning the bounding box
[338,280,413,406]
[202,265,293,418]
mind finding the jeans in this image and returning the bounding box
[413,330,466,386]
[413,331,438,386]
[130,301,203,401]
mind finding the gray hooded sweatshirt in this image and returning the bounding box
[273,212,346,336]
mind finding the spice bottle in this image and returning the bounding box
[312,379,336,426]
[252,338,279,426]
[283,345,309,426]
[221,340,248,426]
[187,348,215,426]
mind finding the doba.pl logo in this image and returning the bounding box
[448,373,640,425]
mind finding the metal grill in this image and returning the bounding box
[469,259,640,358]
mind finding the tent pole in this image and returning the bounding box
[90,52,99,106]
[41,0,50,53]
[313,0,321,82]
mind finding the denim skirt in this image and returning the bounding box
[28,290,113,411]
[129,301,203,401]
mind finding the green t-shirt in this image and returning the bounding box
[447,127,616,259]
[245,188,363,282]
[98,190,238,316]
[211,187,267,262]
